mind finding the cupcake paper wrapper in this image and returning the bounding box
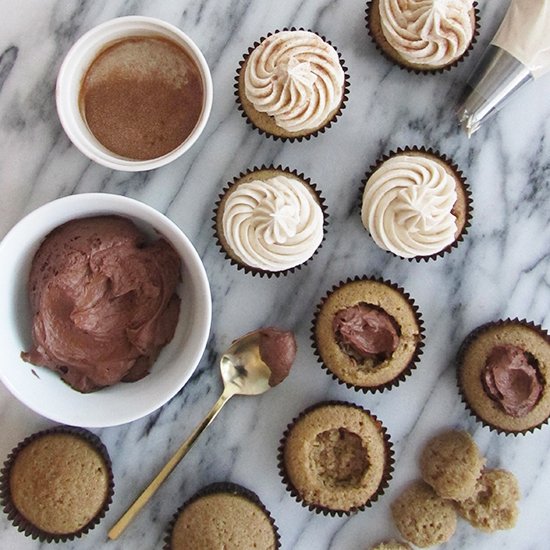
[277,400,394,516]
[235,28,350,141]
[456,318,550,436]
[311,275,425,393]
[0,425,114,543]
[163,481,281,550]
[365,1,480,75]
[360,145,473,262]
[212,164,329,277]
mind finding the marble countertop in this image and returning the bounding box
[1,1,549,549]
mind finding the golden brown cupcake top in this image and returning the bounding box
[8,432,111,535]
[420,429,485,501]
[391,480,457,548]
[457,468,520,532]
[170,491,277,550]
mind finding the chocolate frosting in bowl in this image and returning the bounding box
[21,216,181,393]
[333,303,400,362]
[258,328,297,387]
[482,344,543,417]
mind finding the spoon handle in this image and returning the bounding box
[108,387,234,540]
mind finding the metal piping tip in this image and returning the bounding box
[456,45,532,137]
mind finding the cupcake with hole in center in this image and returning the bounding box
[236,29,348,140]
[279,401,393,515]
[214,166,327,276]
[361,147,471,261]
[366,0,479,73]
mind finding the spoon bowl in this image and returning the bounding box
[220,332,272,396]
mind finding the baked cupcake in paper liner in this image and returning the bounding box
[457,318,550,435]
[164,481,280,550]
[235,28,349,141]
[366,0,480,74]
[312,276,424,393]
[213,165,328,277]
[0,426,114,542]
[360,146,472,262]
[278,401,394,516]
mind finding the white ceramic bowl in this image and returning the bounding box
[0,194,211,427]
[56,16,213,171]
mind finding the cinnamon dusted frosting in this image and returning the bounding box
[482,345,543,417]
[378,0,475,69]
[362,153,458,258]
[243,30,345,133]
[21,216,181,393]
[221,174,324,271]
[258,327,297,387]
[333,304,400,362]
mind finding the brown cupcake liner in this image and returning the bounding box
[212,164,329,277]
[360,145,473,262]
[365,1,480,75]
[278,400,394,516]
[235,27,350,141]
[0,425,114,543]
[456,318,550,436]
[311,275,424,393]
[163,481,281,550]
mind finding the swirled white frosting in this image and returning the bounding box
[378,0,474,68]
[361,154,458,258]
[244,30,345,133]
[222,174,324,271]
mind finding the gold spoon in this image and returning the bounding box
[108,329,289,540]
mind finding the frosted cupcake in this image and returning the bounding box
[214,166,327,276]
[236,29,348,140]
[366,0,479,73]
[361,147,471,261]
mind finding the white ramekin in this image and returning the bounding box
[56,16,213,172]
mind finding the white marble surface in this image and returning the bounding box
[0,1,549,549]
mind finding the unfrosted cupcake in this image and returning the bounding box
[164,482,280,549]
[236,29,348,140]
[214,166,327,276]
[312,277,424,392]
[0,426,114,542]
[279,401,393,515]
[457,319,550,435]
[366,0,479,73]
[361,147,471,261]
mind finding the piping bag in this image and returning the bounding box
[457,0,550,137]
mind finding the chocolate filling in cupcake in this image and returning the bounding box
[481,345,543,418]
[333,303,400,365]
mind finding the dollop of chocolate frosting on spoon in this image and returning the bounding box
[258,327,297,387]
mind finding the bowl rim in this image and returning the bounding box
[55,15,214,172]
[0,193,212,427]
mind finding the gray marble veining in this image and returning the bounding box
[1,1,549,549]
